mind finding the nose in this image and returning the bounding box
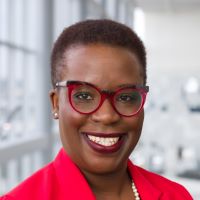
[90,99,121,124]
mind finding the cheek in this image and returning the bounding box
[58,97,89,155]
[58,93,88,135]
[64,112,86,131]
[127,111,144,138]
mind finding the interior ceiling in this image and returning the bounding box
[134,0,200,11]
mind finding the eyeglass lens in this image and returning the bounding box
[71,84,100,113]
[114,88,142,116]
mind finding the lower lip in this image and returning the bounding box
[83,134,126,154]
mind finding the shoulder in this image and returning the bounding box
[135,165,183,188]
[0,162,57,200]
[0,196,15,200]
[131,163,193,199]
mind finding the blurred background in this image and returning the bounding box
[0,0,200,198]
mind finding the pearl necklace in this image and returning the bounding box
[131,180,140,200]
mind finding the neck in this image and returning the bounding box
[82,164,132,197]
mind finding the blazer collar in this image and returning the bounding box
[128,160,162,199]
[54,148,162,199]
[53,148,96,200]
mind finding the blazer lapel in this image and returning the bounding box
[128,160,162,200]
[53,149,96,200]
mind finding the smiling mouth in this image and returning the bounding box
[82,132,126,153]
[87,135,120,146]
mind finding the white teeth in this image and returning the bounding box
[87,135,120,146]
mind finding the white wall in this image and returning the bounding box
[144,10,200,76]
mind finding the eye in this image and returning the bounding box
[73,92,93,101]
[116,93,140,103]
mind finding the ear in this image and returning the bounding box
[49,89,59,119]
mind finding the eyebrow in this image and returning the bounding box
[65,80,145,89]
[117,83,142,88]
[85,81,143,89]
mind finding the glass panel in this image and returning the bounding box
[0,46,9,139]
[13,0,24,46]
[0,0,9,40]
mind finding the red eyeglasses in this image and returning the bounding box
[55,80,149,117]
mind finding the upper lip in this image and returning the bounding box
[81,131,127,137]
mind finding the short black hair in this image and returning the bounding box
[51,19,147,87]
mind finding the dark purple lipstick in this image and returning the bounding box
[82,132,127,154]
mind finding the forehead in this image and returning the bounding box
[60,44,144,86]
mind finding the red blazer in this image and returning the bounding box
[0,148,193,200]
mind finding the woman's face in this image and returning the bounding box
[51,44,145,175]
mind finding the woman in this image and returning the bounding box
[1,19,193,200]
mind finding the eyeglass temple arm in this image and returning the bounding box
[55,81,67,87]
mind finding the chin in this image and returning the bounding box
[81,153,129,176]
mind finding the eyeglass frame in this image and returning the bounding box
[55,80,149,117]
